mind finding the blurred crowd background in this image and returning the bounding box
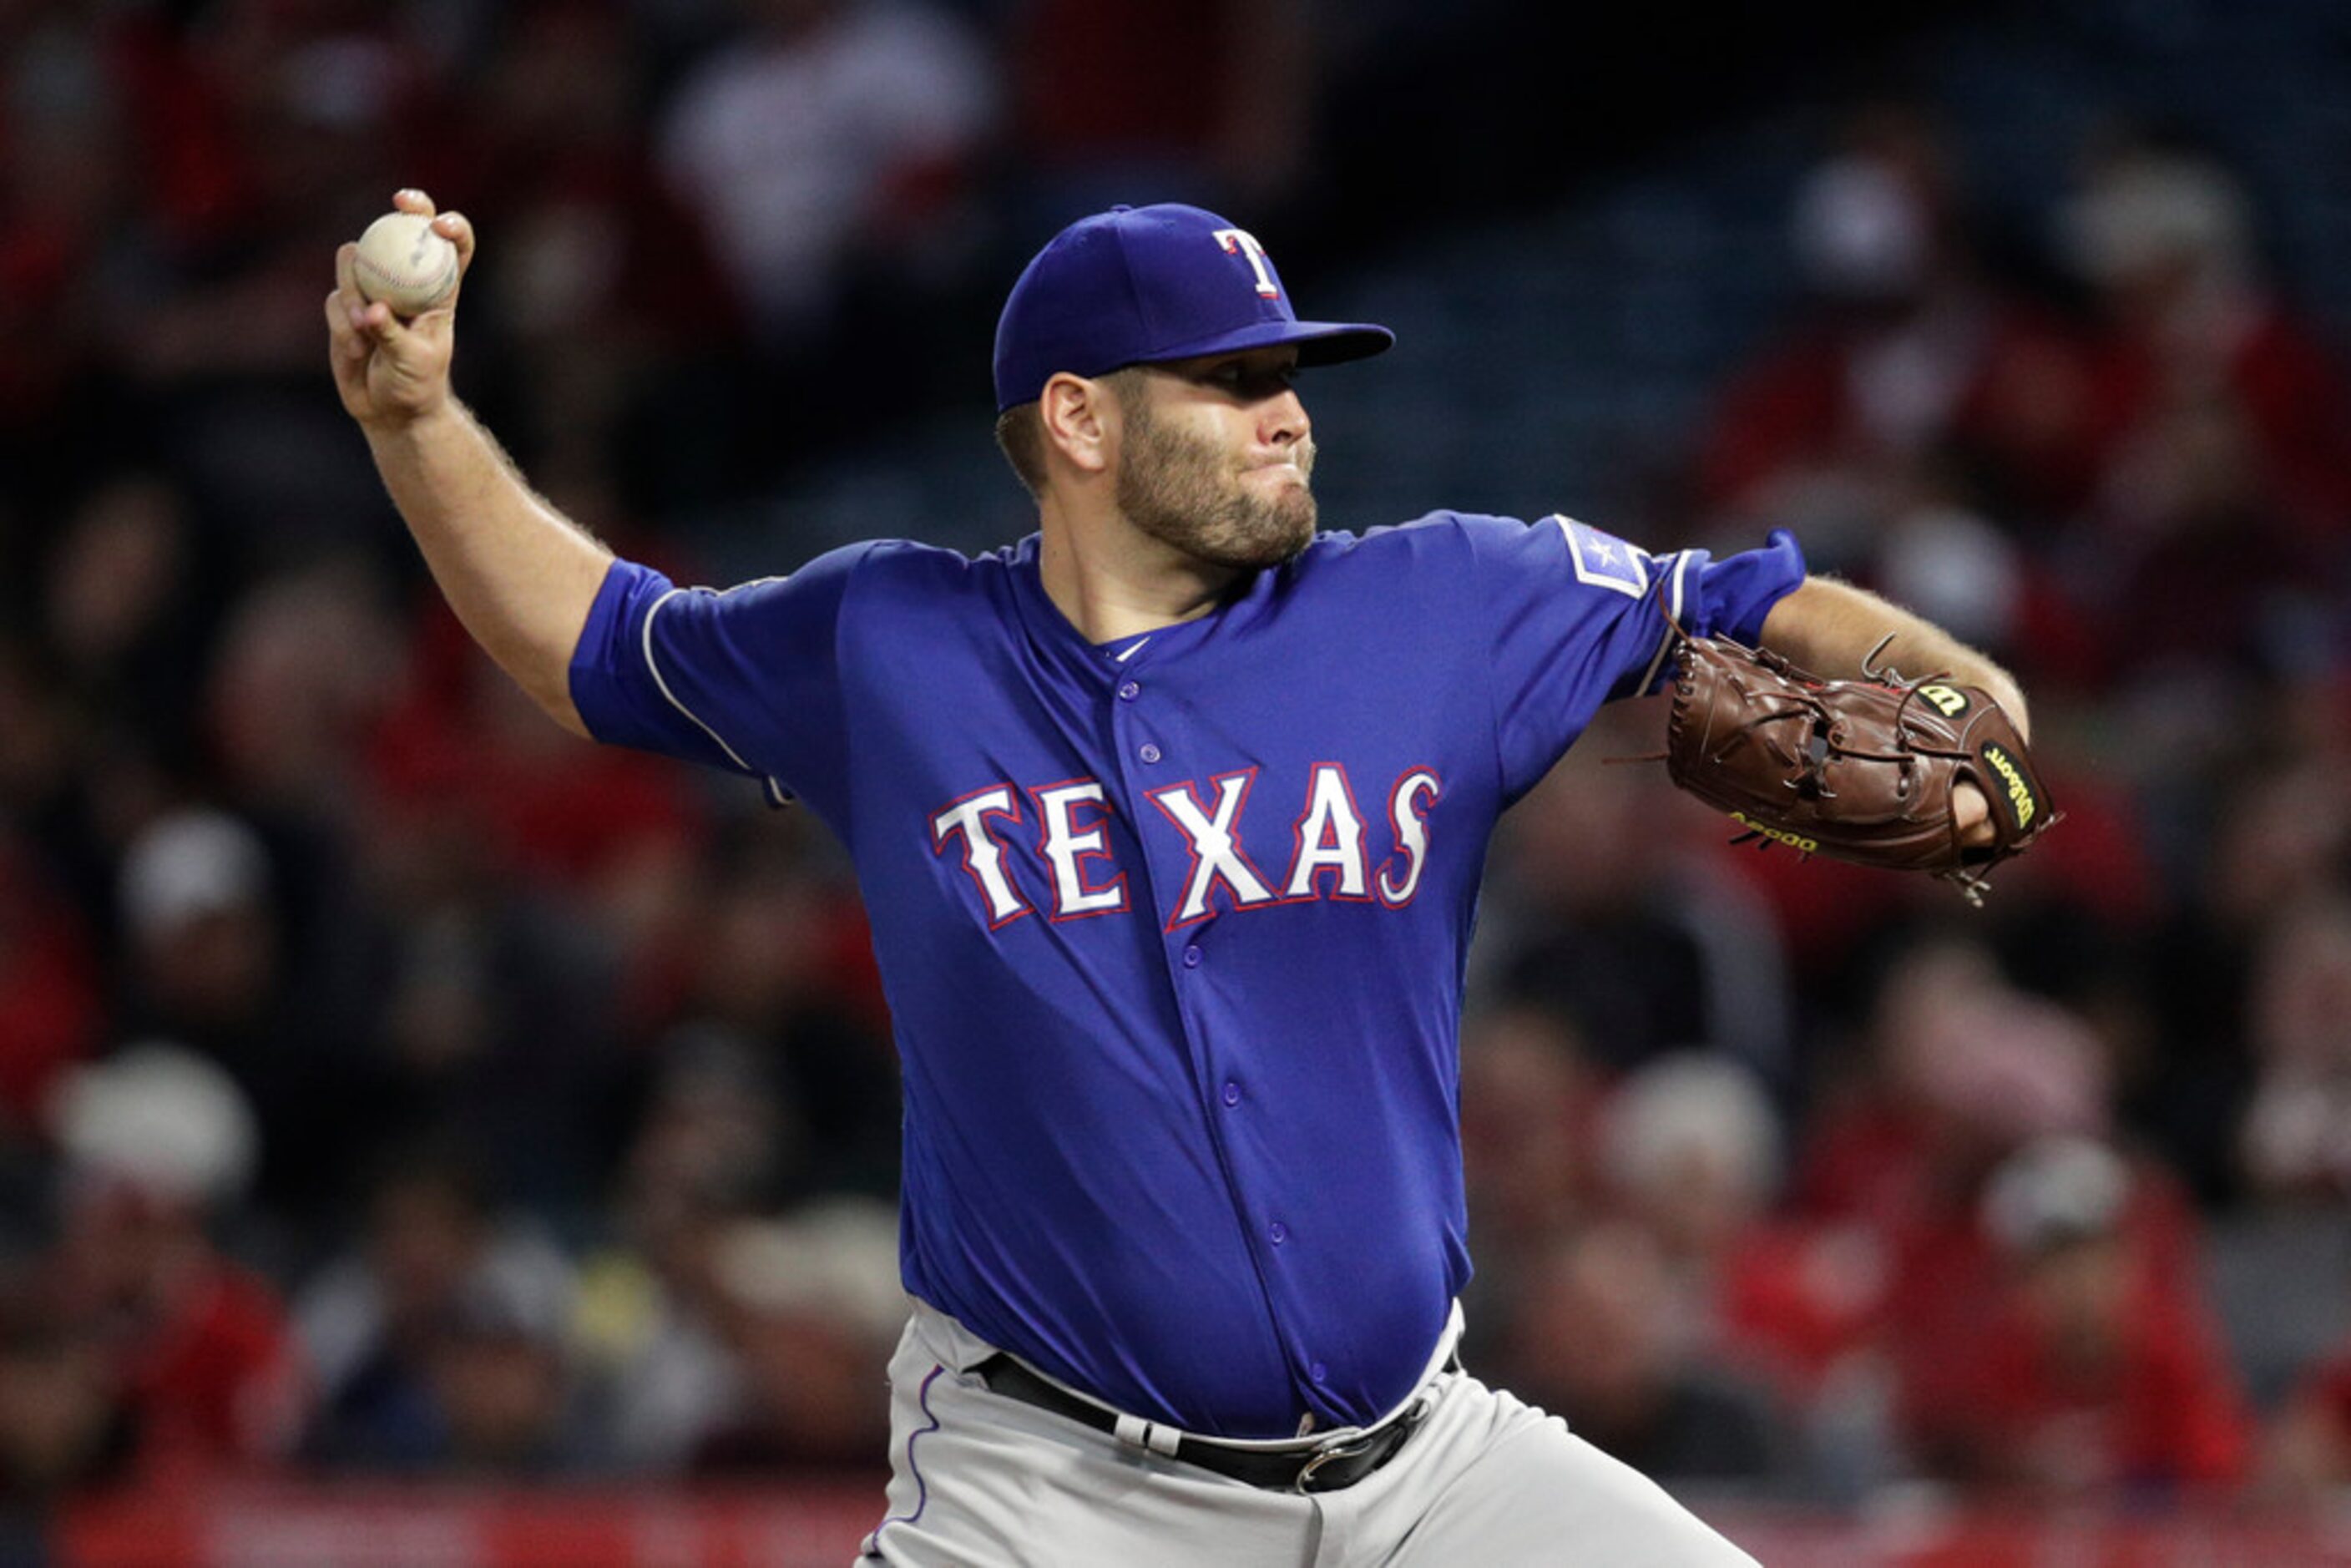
[5,0,2351,1547]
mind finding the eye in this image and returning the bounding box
[1209,361,1299,397]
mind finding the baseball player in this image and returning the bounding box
[327,192,2025,1565]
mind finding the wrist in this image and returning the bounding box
[1972,670,2030,741]
[361,395,463,445]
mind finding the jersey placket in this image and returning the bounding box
[1098,639,1328,1423]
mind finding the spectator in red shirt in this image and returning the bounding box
[1701,104,2103,552]
[43,1044,307,1481]
[1904,1135,2249,1500]
[2064,130,2351,554]
[687,1201,902,1477]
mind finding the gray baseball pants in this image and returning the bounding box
[858,1300,1759,1566]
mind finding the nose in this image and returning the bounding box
[1263,386,1309,450]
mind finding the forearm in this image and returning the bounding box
[327,195,609,737]
[1759,576,2030,740]
[366,400,613,736]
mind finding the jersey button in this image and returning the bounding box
[1116,680,1141,701]
[1311,1362,1328,1384]
[1182,944,1202,969]
[1269,1221,1289,1245]
[1139,742,1162,764]
[1221,1080,1240,1107]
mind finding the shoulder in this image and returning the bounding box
[1283,511,1661,601]
[732,535,1008,594]
[630,536,1001,630]
[1305,510,1657,584]
[1288,510,1515,573]
[828,534,1028,593]
[776,534,1031,627]
[1317,509,1521,546]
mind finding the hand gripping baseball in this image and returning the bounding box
[1663,633,2059,903]
[325,190,474,431]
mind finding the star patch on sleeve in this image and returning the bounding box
[1553,515,1651,599]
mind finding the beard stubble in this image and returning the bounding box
[1114,392,1318,571]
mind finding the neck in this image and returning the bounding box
[1036,493,1246,645]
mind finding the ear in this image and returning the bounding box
[1039,372,1116,478]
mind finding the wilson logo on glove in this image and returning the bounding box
[1979,743,2039,830]
[1917,684,1970,718]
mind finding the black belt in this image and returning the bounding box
[973,1353,1433,1495]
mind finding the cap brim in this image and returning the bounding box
[1136,318,1395,372]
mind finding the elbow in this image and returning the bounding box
[547,700,593,741]
[539,685,593,740]
[516,665,592,739]
[487,632,594,739]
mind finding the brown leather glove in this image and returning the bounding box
[1664,634,2057,903]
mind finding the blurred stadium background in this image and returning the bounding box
[6,0,2351,1560]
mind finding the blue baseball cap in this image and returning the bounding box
[992,203,1395,412]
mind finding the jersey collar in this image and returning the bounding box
[1007,533,1282,677]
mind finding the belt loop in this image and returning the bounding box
[1114,1413,1181,1456]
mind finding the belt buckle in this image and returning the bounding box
[1293,1433,1378,1495]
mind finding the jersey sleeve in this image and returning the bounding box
[1459,513,1806,799]
[567,542,882,818]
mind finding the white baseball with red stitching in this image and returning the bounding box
[352,212,458,315]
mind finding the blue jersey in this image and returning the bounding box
[569,511,1805,1439]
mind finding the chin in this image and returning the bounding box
[1195,508,1312,571]
[1255,514,1318,569]
[1277,492,1320,546]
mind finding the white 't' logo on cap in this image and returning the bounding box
[1213,229,1280,298]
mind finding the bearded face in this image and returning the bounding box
[1113,377,1318,570]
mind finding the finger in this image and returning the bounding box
[337,240,411,344]
[433,210,475,279]
[352,296,408,347]
[392,187,438,219]
[327,248,377,365]
[324,289,366,360]
[333,240,421,343]
[1955,781,1994,850]
[331,241,401,342]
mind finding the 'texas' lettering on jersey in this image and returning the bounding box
[931,765,1443,933]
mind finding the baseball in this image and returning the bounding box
[352,211,459,316]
